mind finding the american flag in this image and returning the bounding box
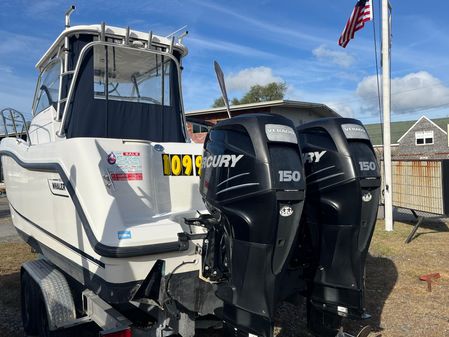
[338,0,373,48]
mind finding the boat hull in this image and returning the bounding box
[1,137,208,304]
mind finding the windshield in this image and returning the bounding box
[65,39,185,143]
[34,59,61,115]
[93,45,171,106]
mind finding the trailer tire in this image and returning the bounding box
[37,289,72,337]
[21,269,39,335]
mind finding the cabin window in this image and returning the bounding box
[33,60,61,115]
[93,45,171,106]
[415,131,434,145]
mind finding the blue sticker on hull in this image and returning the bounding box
[117,231,132,239]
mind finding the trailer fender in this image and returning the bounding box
[22,259,76,331]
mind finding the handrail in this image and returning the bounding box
[0,108,31,145]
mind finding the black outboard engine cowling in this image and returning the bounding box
[295,118,380,335]
[199,114,306,337]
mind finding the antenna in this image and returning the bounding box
[166,25,188,38]
[178,31,189,44]
[213,61,231,119]
[65,5,75,28]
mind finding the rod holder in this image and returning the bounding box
[100,22,106,42]
[169,36,175,54]
[124,27,130,45]
[147,31,153,49]
[65,5,75,28]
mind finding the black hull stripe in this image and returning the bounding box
[10,203,105,268]
[0,150,189,258]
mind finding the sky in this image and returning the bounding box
[2,0,449,125]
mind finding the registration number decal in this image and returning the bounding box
[162,154,202,176]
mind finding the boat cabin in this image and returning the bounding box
[30,24,188,144]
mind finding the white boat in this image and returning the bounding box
[0,8,381,337]
[0,8,218,333]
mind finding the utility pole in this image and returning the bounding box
[382,0,393,231]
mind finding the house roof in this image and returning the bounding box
[397,116,447,142]
[365,117,449,145]
[186,99,340,118]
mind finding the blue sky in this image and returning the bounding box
[2,0,449,125]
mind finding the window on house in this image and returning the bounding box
[192,124,209,133]
[415,131,434,145]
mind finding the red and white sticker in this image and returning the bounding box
[108,152,143,181]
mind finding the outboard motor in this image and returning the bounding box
[198,114,306,337]
[295,118,381,336]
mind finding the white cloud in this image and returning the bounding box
[312,45,355,68]
[226,67,283,91]
[0,65,13,73]
[326,102,354,117]
[357,71,449,114]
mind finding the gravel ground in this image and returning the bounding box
[0,196,20,243]
[1,205,448,337]
[0,243,34,337]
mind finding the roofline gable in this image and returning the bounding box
[397,115,447,143]
[186,99,340,117]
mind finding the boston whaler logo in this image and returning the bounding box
[107,152,117,165]
[202,154,243,168]
[303,151,326,163]
[52,181,65,191]
[48,179,69,197]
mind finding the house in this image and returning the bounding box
[365,116,449,159]
[186,99,340,143]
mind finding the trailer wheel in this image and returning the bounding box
[21,269,39,335]
[37,290,72,337]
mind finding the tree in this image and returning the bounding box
[231,98,240,106]
[211,82,287,108]
[212,97,226,108]
[211,97,240,108]
[239,82,287,104]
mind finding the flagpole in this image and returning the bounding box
[382,0,393,231]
